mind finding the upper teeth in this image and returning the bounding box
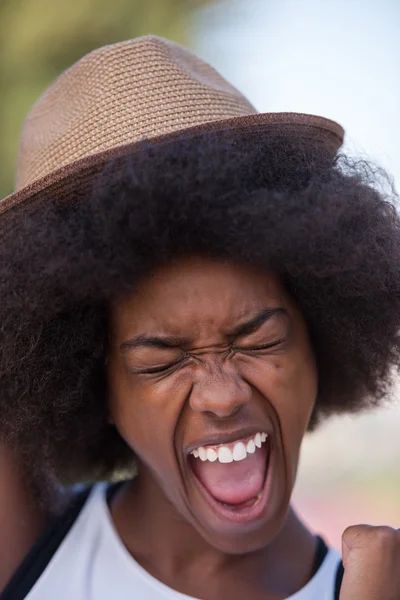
[191,432,268,463]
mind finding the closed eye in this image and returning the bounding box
[235,338,286,353]
[134,356,186,375]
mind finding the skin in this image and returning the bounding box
[339,525,400,599]
[107,256,320,600]
[0,442,48,593]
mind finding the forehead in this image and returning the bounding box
[110,258,290,338]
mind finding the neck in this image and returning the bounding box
[111,470,318,599]
[0,442,49,592]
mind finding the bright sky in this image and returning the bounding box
[194,0,400,188]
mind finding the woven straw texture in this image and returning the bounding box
[2,35,344,216]
[17,35,257,189]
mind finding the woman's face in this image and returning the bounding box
[108,257,317,553]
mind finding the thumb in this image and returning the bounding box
[341,524,371,568]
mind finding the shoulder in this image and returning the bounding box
[0,483,107,600]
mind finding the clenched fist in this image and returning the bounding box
[339,525,400,599]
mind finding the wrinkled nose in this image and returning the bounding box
[189,360,252,418]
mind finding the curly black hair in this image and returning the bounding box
[1,131,400,484]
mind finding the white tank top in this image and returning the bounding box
[25,483,342,600]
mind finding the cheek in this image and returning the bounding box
[274,355,318,435]
[240,350,317,463]
[108,364,190,475]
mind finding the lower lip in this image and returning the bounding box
[189,439,273,525]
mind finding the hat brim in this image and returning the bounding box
[1,112,344,217]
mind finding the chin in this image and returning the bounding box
[182,435,291,554]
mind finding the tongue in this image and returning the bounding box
[191,446,267,505]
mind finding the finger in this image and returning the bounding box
[341,524,374,568]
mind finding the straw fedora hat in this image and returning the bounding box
[1,35,344,216]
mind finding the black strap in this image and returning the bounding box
[312,537,343,600]
[106,480,124,506]
[334,561,344,600]
[0,487,92,600]
[312,536,329,574]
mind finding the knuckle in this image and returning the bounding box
[343,524,400,552]
[372,526,398,548]
[342,524,373,545]
[343,524,368,537]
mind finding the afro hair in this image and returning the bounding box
[1,131,400,484]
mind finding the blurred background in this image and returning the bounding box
[2,0,400,548]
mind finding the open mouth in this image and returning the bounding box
[188,431,272,523]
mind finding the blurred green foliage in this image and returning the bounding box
[0,0,216,197]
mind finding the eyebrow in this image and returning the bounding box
[120,308,286,351]
[120,334,188,351]
[228,307,287,339]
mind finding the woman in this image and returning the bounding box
[1,36,400,599]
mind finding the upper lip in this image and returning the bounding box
[185,424,272,456]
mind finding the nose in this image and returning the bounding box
[189,359,252,418]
